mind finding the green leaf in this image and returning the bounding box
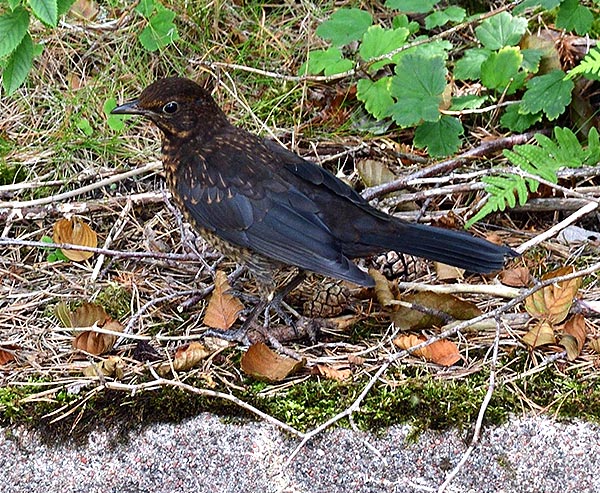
[138,7,179,52]
[7,0,22,10]
[521,48,544,73]
[135,0,155,17]
[521,70,573,120]
[57,0,75,16]
[2,31,32,95]
[104,97,128,131]
[315,8,372,47]
[414,116,463,157]
[359,25,409,70]
[356,77,393,120]
[515,0,561,14]
[480,46,523,91]
[76,117,93,137]
[0,7,29,58]
[392,14,419,34]
[500,104,542,132]
[475,11,527,50]
[385,0,438,13]
[299,48,353,76]
[454,48,490,80]
[556,0,593,36]
[29,0,58,26]
[424,6,465,29]
[389,54,447,126]
[449,95,488,111]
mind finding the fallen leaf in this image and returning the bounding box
[589,337,600,354]
[70,0,99,21]
[70,302,109,327]
[393,334,461,366]
[52,217,98,261]
[525,266,581,324]
[73,320,123,355]
[312,364,352,381]
[501,267,531,287]
[434,262,464,281]
[203,271,244,330]
[157,342,212,375]
[391,291,481,331]
[0,345,18,365]
[82,356,125,378]
[522,320,556,348]
[241,343,305,382]
[65,303,123,355]
[558,314,587,360]
[347,354,365,365]
[356,159,398,190]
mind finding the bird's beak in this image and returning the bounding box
[111,99,145,115]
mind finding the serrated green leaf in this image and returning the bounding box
[389,54,447,126]
[356,77,393,120]
[29,0,58,26]
[385,0,438,13]
[449,95,488,111]
[424,6,465,29]
[135,0,155,17]
[57,0,76,16]
[514,0,561,14]
[2,31,32,95]
[360,25,409,70]
[402,37,451,60]
[500,104,542,132]
[556,0,593,36]
[0,7,29,58]
[480,46,523,91]
[315,8,372,47]
[413,116,463,157]
[392,14,419,34]
[454,48,490,80]
[475,11,527,50]
[299,47,353,76]
[521,48,544,72]
[138,8,179,52]
[521,70,573,120]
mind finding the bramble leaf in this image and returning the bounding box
[356,77,393,120]
[315,8,372,46]
[414,116,463,157]
[0,7,29,58]
[2,32,32,95]
[556,0,593,35]
[521,70,573,120]
[475,11,527,50]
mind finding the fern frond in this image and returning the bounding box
[567,47,600,81]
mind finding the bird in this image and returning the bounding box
[112,77,516,326]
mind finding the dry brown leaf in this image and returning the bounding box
[54,302,73,328]
[0,345,18,365]
[558,314,587,361]
[240,342,305,382]
[369,268,396,308]
[312,364,352,381]
[501,267,531,287]
[82,356,125,379]
[157,342,212,376]
[522,320,556,348]
[52,217,98,261]
[70,0,99,21]
[434,262,464,281]
[70,302,109,327]
[589,337,600,354]
[347,354,365,365]
[391,291,481,331]
[203,271,244,330]
[356,159,398,189]
[393,334,461,366]
[525,266,581,324]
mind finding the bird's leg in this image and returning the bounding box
[263,271,306,327]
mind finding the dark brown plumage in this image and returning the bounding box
[112,77,516,296]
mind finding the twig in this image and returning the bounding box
[517,201,598,254]
[396,282,520,299]
[0,161,162,209]
[437,316,502,492]
[104,375,305,438]
[361,131,541,201]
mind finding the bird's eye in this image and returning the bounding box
[162,101,179,114]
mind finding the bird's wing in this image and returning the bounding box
[175,151,373,285]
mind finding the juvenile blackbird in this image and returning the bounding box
[112,77,516,299]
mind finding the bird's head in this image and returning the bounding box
[111,77,227,138]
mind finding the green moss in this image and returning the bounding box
[95,283,132,320]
